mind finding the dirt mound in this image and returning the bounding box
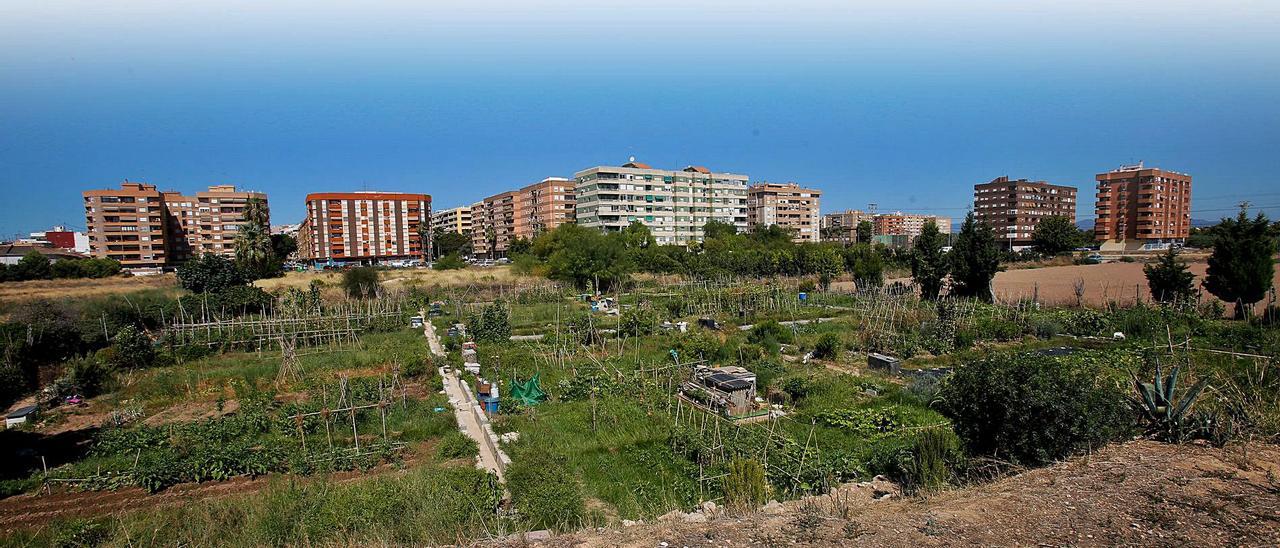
[506,440,1280,547]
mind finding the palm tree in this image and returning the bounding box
[235,223,273,277]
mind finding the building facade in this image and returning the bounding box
[163,185,268,264]
[297,192,430,264]
[431,206,474,235]
[872,212,951,242]
[973,176,1077,246]
[747,182,821,242]
[83,182,169,270]
[1094,163,1192,249]
[574,161,749,245]
[468,178,576,258]
[820,210,876,245]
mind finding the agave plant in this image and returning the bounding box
[1133,361,1210,442]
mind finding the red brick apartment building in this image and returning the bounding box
[472,178,575,258]
[297,192,430,264]
[83,182,268,271]
[747,182,821,243]
[1094,163,1192,250]
[973,176,1077,247]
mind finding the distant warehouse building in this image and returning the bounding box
[574,161,748,245]
[1094,162,1192,251]
[973,176,1076,248]
[747,182,821,243]
[297,191,430,266]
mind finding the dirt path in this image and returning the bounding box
[424,317,507,482]
[498,440,1280,547]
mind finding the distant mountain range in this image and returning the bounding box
[1076,218,1218,231]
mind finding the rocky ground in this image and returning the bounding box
[491,440,1280,547]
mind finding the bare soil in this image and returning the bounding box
[992,261,1280,311]
[505,440,1280,547]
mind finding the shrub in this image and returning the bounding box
[66,356,114,397]
[342,267,381,299]
[468,301,511,343]
[433,253,466,270]
[721,458,769,512]
[108,325,156,370]
[618,305,658,337]
[748,320,794,352]
[506,449,585,531]
[178,254,250,293]
[937,351,1132,466]
[437,431,479,459]
[812,333,842,360]
[1144,248,1197,304]
[901,427,963,494]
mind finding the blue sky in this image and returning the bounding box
[2,0,1278,236]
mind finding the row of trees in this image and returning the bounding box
[0,252,121,282]
[1141,207,1278,318]
[519,221,893,291]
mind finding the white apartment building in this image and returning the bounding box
[573,161,749,245]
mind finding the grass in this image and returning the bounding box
[0,274,181,310]
[8,463,502,547]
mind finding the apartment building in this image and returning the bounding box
[1094,162,1192,250]
[163,185,268,263]
[431,206,474,235]
[297,192,430,264]
[470,191,517,258]
[872,212,951,241]
[515,177,575,238]
[83,182,268,270]
[574,161,749,245]
[819,210,875,245]
[468,178,576,258]
[83,182,169,270]
[973,176,1077,246]
[747,182,821,242]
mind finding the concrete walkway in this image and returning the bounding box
[423,316,508,482]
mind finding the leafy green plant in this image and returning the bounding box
[812,332,842,360]
[436,430,479,459]
[721,458,769,512]
[1132,361,1210,442]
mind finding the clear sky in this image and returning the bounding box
[2,0,1278,236]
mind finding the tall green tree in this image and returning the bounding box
[950,213,1003,302]
[911,220,949,300]
[1203,207,1277,318]
[1144,247,1197,304]
[532,224,633,290]
[12,251,52,280]
[1030,216,1082,256]
[844,243,884,287]
[432,228,472,259]
[234,197,275,278]
[856,220,873,244]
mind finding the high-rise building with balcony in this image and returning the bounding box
[574,161,748,245]
[469,177,576,258]
[83,182,170,270]
[430,206,474,235]
[747,182,821,242]
[296,191,430,264]
[973,176,1077,246]
[1094,162,1191,250]
[872,212,951,242]
[83,182,268,270]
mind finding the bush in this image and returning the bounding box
[747,320,794,352]
[812,333,842,360]
[342,267,381,299]
[66,356,114,397]
[618,305,658,337]
[901,427,963,494]
[433,253,467,270]
[721,458,769,512]
[468,301,511,343]
[107,325,156,370]
[177,254,250,293]
[506,449,585,531]
[436,431,479,459]
[937,351,1132,466]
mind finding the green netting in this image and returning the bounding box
[509,372,547,406]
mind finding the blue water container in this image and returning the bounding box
[482,396,500,414]
[798,292,808,301]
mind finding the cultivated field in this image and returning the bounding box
[993,260,1280,309]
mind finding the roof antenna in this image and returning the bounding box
[629,156,636,163]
